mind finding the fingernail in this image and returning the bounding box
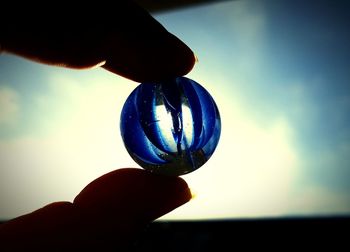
[194,53,199,63]
[93,60,107,68]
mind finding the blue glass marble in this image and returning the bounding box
[120,77,221,176]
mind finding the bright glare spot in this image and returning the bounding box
[154,104,194,152]
[182,105,194,147]
[155,105,177,152]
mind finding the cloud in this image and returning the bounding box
[0,86,19,126]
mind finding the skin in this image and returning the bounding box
[0,2,195,250]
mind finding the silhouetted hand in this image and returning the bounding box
[0,2,195,250]
[0,169,191,250]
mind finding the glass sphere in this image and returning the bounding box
[120,77,221,176]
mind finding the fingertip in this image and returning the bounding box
[73,168,191,220]
[163,33,196,79]
[101,32,196,83]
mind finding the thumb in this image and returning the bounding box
[0,168,192,250]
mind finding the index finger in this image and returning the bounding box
[1,2,195,82]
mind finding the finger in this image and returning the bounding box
[72,168,192,250]
[74,168,191,224]
[0,168,191,250]
[101,31,195,82]
[1,2,195,82]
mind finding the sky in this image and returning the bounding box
[1,0,350,220]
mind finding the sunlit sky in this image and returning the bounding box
[1,0,350,220]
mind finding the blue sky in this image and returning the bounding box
[1,0,350,219]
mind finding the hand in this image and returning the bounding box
[0,169,191,250]
[0,2,195,250]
